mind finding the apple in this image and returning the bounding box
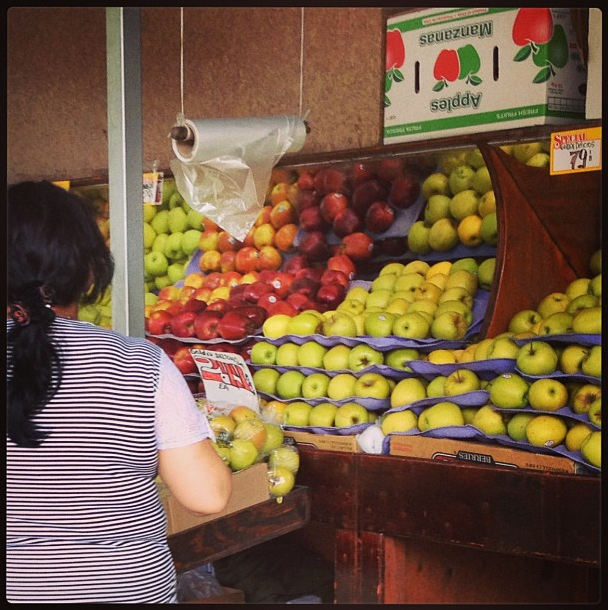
[297,340,328,368]
[581,345,601,378]
[567,294,599,316]
[308,402,339,427]
[351,179,388,216]
[480,212,498,246]
[487,336,519,360]
[147,310,173,335]
[327,372,358,400]
[365,200,396,233]
[421,172,450,200]
[572,384,602,416]
[323,344,352,371]
[428,218,459,252]
[298,230,330,262]
[430,311,468,340]
[229,438,259,472]
[525,414,568,448]
[210,414,237,437]
[333,207,363,238]
[273,342,299,367]
[284,312,321,336]
[565,277,592,301]
[169,311,197,338]
[418,401,465,431]
[316,283,346,310]
[516,340,558,376]
[476,257,495,291]
[172,346,197,375]
[571,306,601,334]
[250,341,278,365]
[269,444,301,475]
[589,249,601,275]
[313,167,347,195]
[345,286,369,305]
[286,291,314,312]
[252,368,281,395]
[443,368,481,396]
[588,398,601,427]
[233,418,268,451]
[385,348,419,371]
[390,377,427,408]
[229,407,261,427]
[348,344,384,372]
[435,300,473,325]
[276,370,306,400]
[424,194,452,225]
[322,312,358,338]
[394,272,425,293]
[144,250,169,277]
[260,423,285,455]
[506,412,536,442]
[260,400,288,425]
[282,401,313,428]
[580,430,601,468]
[301,372,331,399]
[365,289,392,311]
[538,312,573,335]
[389,172,421,208]
[381,410,418,435]
[508,309,542,334]
[588,273,601,298]
[231,304,266,328]
[565,422,593,452]
[407,221,432,255]
[299,205,330,233]
[448,164,476,195]
[528,378,568,412]
[537,292,570,319]
[392,311,430,339]
[266,300,298,318]
[339,232,375,262]
[334,402,370,427]
[444,269,478,296]
[558,343,590,374]
[354,372,391,399]
[471,405,507,436]
[364,312,396,338]
[320,269,350,290]
[449,189,479,221]
[327,254,357,281]
[489,373,530,409]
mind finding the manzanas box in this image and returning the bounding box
[384,8,587,143]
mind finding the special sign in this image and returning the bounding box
[550,127,602,175]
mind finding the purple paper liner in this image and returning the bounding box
[256,392,390,411]
[408,357,516,379]
[283,422,373,436]
[385,390,491,414]
[513,333,601,347]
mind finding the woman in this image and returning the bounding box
[6,180,232,603]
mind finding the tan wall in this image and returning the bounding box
[7,7,389,184]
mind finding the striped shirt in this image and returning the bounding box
[6,317,212,603]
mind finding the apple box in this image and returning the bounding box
[284,430,362,453]
[384,8,587,144]
[388,434,588,475]
[158,462,270,536]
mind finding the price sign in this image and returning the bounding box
[191,349,259,411]
[550,127,602,175]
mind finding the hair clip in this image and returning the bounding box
[9,302,31,326]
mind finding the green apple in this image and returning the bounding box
[390,377,427,408]
[538,312,573,335]
[286,312,322,336]
[558,343,589,374]
[143,221,157,249]
[572,384,601,415]
[297,341,328,368]
[426,375,447,398]
[471,165,493,195]
[261,423,285,454]
[408,298,438,318]
[181,228,203,256]
[449,189,479,221]
[334,402,370,427]
[283,401,312,428]
[308,402,339,427]
[480,212,498,246]
[337,299,366,316]
[588,398,601,428]
[418,401,465,431]
[229,438,259,472]
[384,348,419,372]
[472,338,494,361]
[268,466,296,497]
[428,218,459,252]
[164,231,185,260]
[413,281,443,304]
[565,277,592,300]
[407,220,432,255]
[385,298,411,316]
[464,147,486,169]
[430,311,468,340]
[152,232,169,255]
[276,370,307,400]
[380,262,405,276]
[512,142,544,163]
[589,250,601,275]
[345,286,369,305]
[516,340,558,376]
[327,372,358,400]
[402,260,431,276]
[365,289,393,311]
[508,309,542,334]
[571,306,601,334]
[394,272,425,294]
[364,312,396,338]
[448,164,476,194]
[438,286,474,309]
[275,342,300,367]
[392,311,431,339]
[487,336,519,360]
[471,404,507,435]
[144,291,158,307]
[506,412,536,441]
[371,273,398,292]
[268,444,301,474]
[424,194,453,224]
[322,344,352,371]
[525,414,567,448]
[489,373,530,409]
[250,341,278,365]
[425,272,450,291]
[445,269,478,295]
[565,422,593,451]
[450,257,479,276]
[167,261,185,284]
[536,292,570,319]
[581,345,601,378]
[167,206,189,233]
[212,442,232,466]
[253,368,281,395]
[389,291,417,305]
[154,275,173,291]
[525,152,550,167]
[144,250,169,277]
[348,344,384,372]
[381,409,418,435]
[435,300,473,325]
[443,368,481,396]
[566,294,599,316]
[301,372,331,399]
[438,150,468,173]
[528,378,568,411]
[187,208,205,229]
[478,189,496,217]
[421,172,450,200]
[143,203,158,223]
[354,373,391,399]
[233,418,268,451]
[580,430,601,467]
[322,312,358,338]
[151,209,170,234]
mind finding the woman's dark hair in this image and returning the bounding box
[7,180,115,447]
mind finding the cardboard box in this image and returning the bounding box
[384,8,587,143]
[284,430,361,453]
[389,434,586,475]
[182,586,245,604]
[158,462,270,536]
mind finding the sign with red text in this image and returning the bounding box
[191,349,259,411]
[550,127,602,175]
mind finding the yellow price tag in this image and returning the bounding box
[550,127,602,175]
[52,180,71,190]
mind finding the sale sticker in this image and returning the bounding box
[550,127,602,175]
[52,180,71,190]
[191,349,259,411]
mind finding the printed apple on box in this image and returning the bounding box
[384,8,587,144]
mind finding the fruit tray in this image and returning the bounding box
[283,421,374,436]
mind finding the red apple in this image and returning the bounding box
[198,229,220,252]
[194,310,224,340]
[297,171,316,190]
[231,304,267,328]
[183,272,206,289]
[173,345,198,375]
[289,276,320,299]
[170,311,198,338]
[220,271,243,288]
[281,254,310,275]
[320,192,349,224]
[243,281,274,302]
[269,272,295,298]
[181,298,209,314]
[266,300,299,317]
[235,246,260,274]
[219,250,237,272]
[192,286,212,302]
[146,310,173,336]
[217,311,256,341]
[314,167,348,195]
[226,296,250,310]
[315,283,346,310]
[217,231,242,253]
[206,298,233,314]
[257,269,276,284]
[377,158,404,182]
[351,161,375,185]
[389,172,421,208]
[210,343,241,354]
[295,266,323,284]
[203,271,224,290]
[294,188,321,215]
[327,254,357,280]
[298,230,330,262]
[270,200,296,229]
[365,200,396,233]
[320,269,350,289]
[339,232,374,261]
[286,291,313,312]
[228,283,248,300]
[351,179,389,217]
[298,205,330,232]
[378,236,408,257]
[258,292,281,312]
[258,245,283,271]
[332,207,362,238]
[155,337,183,358]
